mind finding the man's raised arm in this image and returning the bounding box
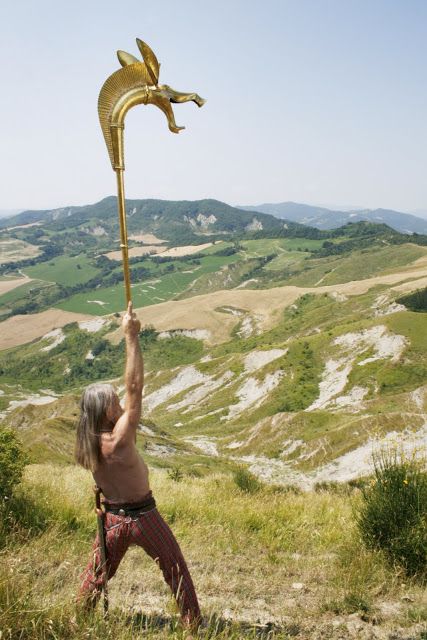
[114,302,143,442]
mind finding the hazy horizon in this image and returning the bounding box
[2,0,426,212]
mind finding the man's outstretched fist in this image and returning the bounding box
[122,301,141,338]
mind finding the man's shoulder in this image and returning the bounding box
[101,428,136,453]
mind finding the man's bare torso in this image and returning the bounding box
[93,433,150,504]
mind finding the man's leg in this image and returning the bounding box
[77,515,130,609]
[130,509,201,627]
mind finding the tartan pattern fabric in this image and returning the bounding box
[78,507,200,624]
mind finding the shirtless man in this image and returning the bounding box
[76,302,200,630]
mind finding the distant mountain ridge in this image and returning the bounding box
[240,202,427,235]
[4,198,427,237]
[0,197,307,244]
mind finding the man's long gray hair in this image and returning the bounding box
[75,383,116,472]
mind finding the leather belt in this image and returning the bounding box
[103,495,156,516]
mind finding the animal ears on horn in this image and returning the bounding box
[117,50,140,67]
[136,38,160,86]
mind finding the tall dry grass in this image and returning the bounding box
[1,464,426,639]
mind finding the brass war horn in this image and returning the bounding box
[98,38,205,303]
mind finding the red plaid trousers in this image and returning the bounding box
[78,506,200,624]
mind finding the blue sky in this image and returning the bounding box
[1,0,426,212]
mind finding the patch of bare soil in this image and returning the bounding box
[107,544,426,640]
[104,246,166,260]
[0,239,41,263]
[104,243,213,261]
[0,309,96,350]
[160,243,213,257]
[108,287,303,345]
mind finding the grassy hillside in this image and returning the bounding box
[0,205,427,639]
[1,270,426,486]
[1,464,426,639]
[0,216,425,498]
[24,254,101,286]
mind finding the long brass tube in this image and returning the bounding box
[115,168,132,304]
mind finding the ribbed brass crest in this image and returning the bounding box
[98,62,152,170]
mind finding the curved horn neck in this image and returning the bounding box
[98,62,152,170]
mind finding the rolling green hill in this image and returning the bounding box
[0,197,299,243]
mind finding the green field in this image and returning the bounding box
[0,280,53,311]
[23,254,100,286]
[285,244,427,287]
[52,242,427,315]
[198,241,234,254]
[235,239,326,280]
[0,274,23,281]
[56,252,242,314]
[241,238,324,257]
[264,250,309,271]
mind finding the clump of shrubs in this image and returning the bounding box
[0,428,27,503]
[269,483,302,495]
[356,448,427,579]
[315,480,352,495]
[167,467,184,482]
[314,478,370,494]
[233,466,262,494]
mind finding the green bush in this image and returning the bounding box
[355,448,427,578]
[233,466,262,494]
[167,467,184,482]
[397,287,427,312]
[0,429,27,501]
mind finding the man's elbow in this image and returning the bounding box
[127,381,143,396]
